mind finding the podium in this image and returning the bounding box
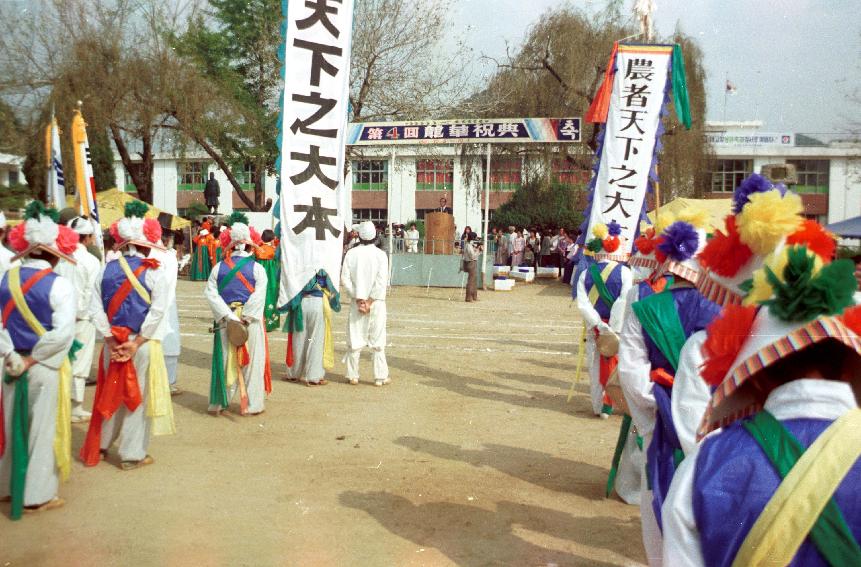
[424,212,454,255]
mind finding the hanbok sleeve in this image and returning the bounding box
[662,447,706,567]
[90,266,111,338]
[139,267,169,340]
[575,270,604,332]
[609,266,633,333]
[340,252,355,299]
[370,251,388,301]
[671,331,711,456]
[618,286,656,436]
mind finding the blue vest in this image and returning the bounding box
[583,261,625,321]
[639,286,720,530]
[693,416,861,567]
[0,267,58,352]
[217,255,257,305]
[101,256,153,333]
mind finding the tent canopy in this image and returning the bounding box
[647,197,732,232]
[826,215,861,239]
[92,188,191,230]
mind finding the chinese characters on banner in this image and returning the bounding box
[278,0,354,307]
[586,45,672,253]
[347,117,582,145]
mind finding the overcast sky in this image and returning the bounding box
[451,0,860,133]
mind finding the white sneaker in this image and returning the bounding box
[71,406,92,423]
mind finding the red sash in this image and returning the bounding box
[79,326,144,466]
[223,256,255,294]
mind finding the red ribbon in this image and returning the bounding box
[593,326,619,408]
[80,327,143,466]
[263,329,272,395]
[650,368,675,388]
[286,332,294,368]
[585,41,619,124]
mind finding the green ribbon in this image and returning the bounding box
[743,411,861,566]
[4,371,29,521]
[209,329,229,409]
[606,414,632,498]
[631,289,686,371]
[217,255,255,293]
[672,44,692,130]
[280,270,341,334]
[67,339,84,363]
[588,263,617,311]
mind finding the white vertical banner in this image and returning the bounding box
[586,45,672,253]
[278,0,354,307]
[46,116,66,209]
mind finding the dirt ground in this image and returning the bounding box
[1,278,645,567]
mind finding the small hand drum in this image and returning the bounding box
[226,319,249,347]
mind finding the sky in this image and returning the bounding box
[451,0,860,134]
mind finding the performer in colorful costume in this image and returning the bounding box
[602,223,664,506]
[662,218,860,567]
[255,229,282,332]
[617,209,720,566]
[56,216,101,423]
[575,221,632,418]
[190,220,216,281]
[672,175,803,454]
[0,212,17,277]
[80,201,174,470]
[205,213,270,415]
[149,225,182,396]
[0,202,78,518]
[282,270,340,386]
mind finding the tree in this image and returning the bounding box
[472,5,711,197]
[491,180,584,232]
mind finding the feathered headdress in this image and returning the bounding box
[8,201,78,263]
[219,211,259,250]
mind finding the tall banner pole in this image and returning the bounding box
[45,109,66,210]
[481,143,491,290]
[277,0,355,313]
[71,102,104,258]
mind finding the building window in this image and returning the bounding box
[352,160,388,191]
[124,170,135,192]
[352,208,387,224]
[235,163,256,190]
[786,159,829,194]
[415,209,437,220]
[552,158,591,186]
[177,162,207,191]
[415,159,453,191]
[710,159,753,193]
[7,170,19,185]
[482,157,522,192]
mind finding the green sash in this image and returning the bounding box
[588,263,617,311]
[743,411,861,566]
[4,371,29,520]
[217,256,254,293]
[631,289,686,371]
[606,414,632,498]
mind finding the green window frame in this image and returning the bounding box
[352,160,388,191]
[415,159,453,191]
[710,159,753,193]
[177,161,208,191]
[786,159,829,194]
[482,157,522,192]
[234,163,256,191]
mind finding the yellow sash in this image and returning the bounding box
[321,289,335,370]
[224,304,244,388]
[118,256,151,304]
[7,268,72,482]
[146,341,176,437]
[587,262,617,308]
[733,408,861,567]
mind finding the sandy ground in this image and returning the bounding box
[1,278,645,567]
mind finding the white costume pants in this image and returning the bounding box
[208,319,267,414]
[638,432,663,566]
[614,425,643,506]
[287,296,326,383]
[72,319,96,402]
[100,342,151,462]
[345,300,388,381]
[586,336,604,415]
[0,363,60,505]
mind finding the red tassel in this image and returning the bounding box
[585,41,619,124]
[263,329,272,395]
[701,304,758,386]
[238,344,250,367]
[286,332,294,368]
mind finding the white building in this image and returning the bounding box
[0,153,24,187]
[112,119,860,232]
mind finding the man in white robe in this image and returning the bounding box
[150,229,182,395]
[341,221,389,387]
[0,204,77,516]
[204,217,268,415]
[56,216,101,422]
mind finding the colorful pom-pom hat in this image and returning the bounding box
[629,222,661,282]
[109,201,165,251]
[8,201,78,264]
[696,223,860,438]
[654,206,711,285]
[585,220,630,262]
[218,212,261,252]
